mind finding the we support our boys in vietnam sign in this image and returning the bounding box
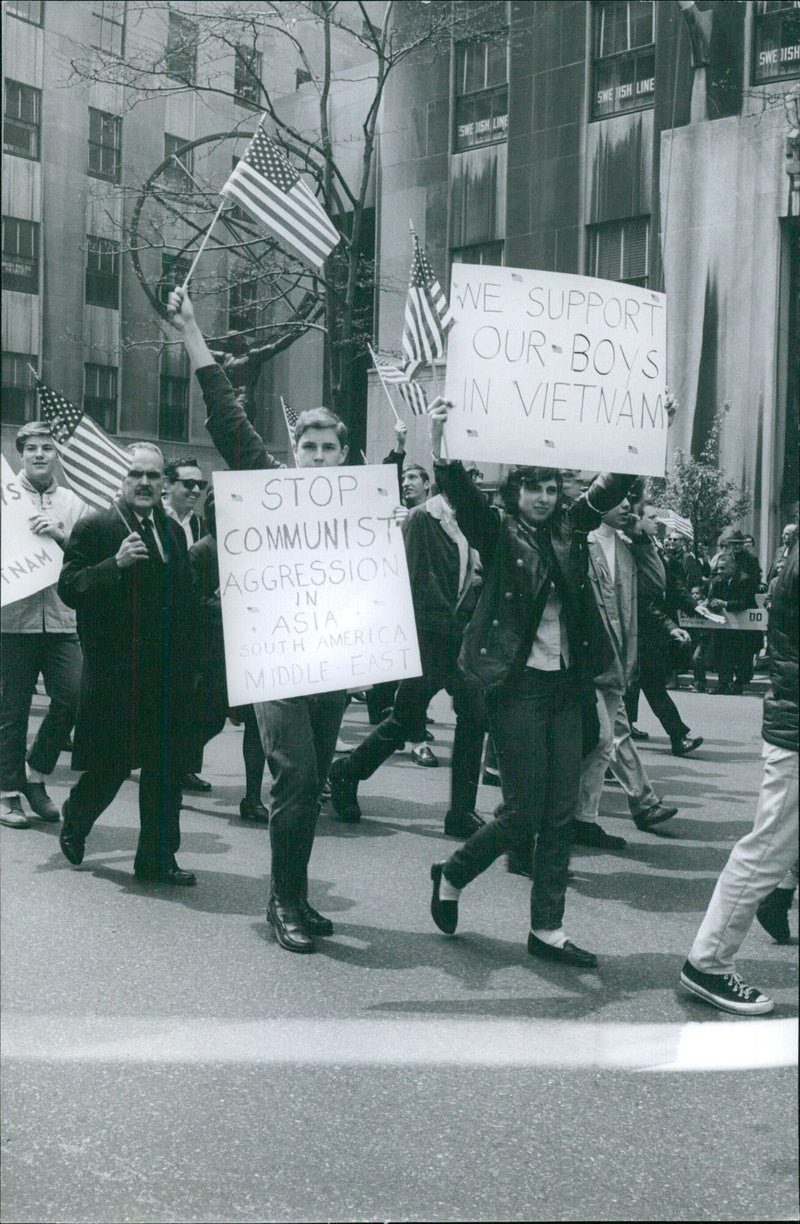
[443,266,668,476]
[214,466,422,704]
[1,456,64,606]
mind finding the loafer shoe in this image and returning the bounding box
[298,898,334,937]
[59,827,85,866]
[630,725,650,741]
[527,933,598,968]
[239,796,270,823]
[671,735,704,757]
[481,768,502,788]
[633,802,678,831]
[0,795,30,829]
[444,810,485,838]
[135,864,196,886]
[329,758,361,822]
[267,896,316,953]
[182,772,212,793]
[21,781,60,822]
[430,862,458,934]
[411,744,438,768]
[572,820,627,850]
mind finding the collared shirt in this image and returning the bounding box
[526,582,570,671]
[592,521,618,583]
[165,504,195,548]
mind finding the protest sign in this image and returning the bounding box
[443,265,668,475]
[214,465,422,704]
[679,594,767,632]
[0,455,64,607]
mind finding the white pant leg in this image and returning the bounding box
[689,742,799,974]
[576,687,616,822]
[609,694,660,815]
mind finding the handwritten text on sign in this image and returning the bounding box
[443,266,668,475]
[0,456,63,607]
[214,466,422,703]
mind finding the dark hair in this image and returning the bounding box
[164,457,201,482]
[403,463,430,485]
[294,407,348,448]
[499,466,563,519]
[15,421,52,453]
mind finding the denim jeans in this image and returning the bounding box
[445,668,582,930]
[0,633,81,791]
[255,691,347,903]
[689,742,798,973]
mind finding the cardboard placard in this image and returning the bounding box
[214,466,422,704]
[0,456,64,606]
[679,594,767,631]
[443,265,668,475]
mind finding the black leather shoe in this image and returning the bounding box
[411,744,438,768]
[267,896,316,953]
[572,820,627,850]
[329,757,361,822]
[671,735,704,757]
[506,851,531,877]
[630,725,650,741]
[527,932,598,968]
[430,862,458,934]
[240,796,269,823]
[135,864,197,886]
[633,802,678,831]
[481,768,502,788]
[21,781,60,821]
[423,729,435,742]
[298,898,334,937]
[182,772,212,793]
[444,810,485,838]
[59,824,85,866]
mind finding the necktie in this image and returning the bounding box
[138,516,162,565]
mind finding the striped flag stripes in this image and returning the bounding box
[34,380,130,510]
[401,227,454,369]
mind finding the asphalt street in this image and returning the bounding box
[1,686,797,1223]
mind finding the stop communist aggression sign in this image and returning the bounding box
[214,465,422,704]
[443,265,669,477]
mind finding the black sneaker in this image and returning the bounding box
[329,757,361,822]
[679,960,774,1015]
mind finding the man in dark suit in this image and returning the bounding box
[57,443,198,884]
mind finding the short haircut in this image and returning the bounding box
[125,441,164,468]
[15,421,52,453]
[403,463,430,485]
[499,466,562,516]
[164,457,201,482]
[293,407,348,448]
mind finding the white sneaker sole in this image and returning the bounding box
[680,972,774,1015]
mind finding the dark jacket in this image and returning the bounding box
[632,536,681,642]
[433,460,634,691]
[198,364,284,471]
[762,543,798,752]
[189,531,226,706]
[401,498,479,644]
[58,503,196,772]
[708,551,760,612]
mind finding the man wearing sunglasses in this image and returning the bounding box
[164,459,207,547]
[57,443,198,886]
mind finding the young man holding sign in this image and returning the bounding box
[167,288,350,953]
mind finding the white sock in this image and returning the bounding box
[439,874,461,901]
[531,927,567,948]
[26,767,46,784]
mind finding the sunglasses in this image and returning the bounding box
[175,478,208,491]
[127,469,162,481]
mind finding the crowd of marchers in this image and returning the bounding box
[1,287,796,1020]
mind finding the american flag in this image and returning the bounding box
[655,508,694,540]
[280,396,298,442]
[371,352,429,417]
[401,228,454,369]
[35,380,130,510]
[221,122,340,271]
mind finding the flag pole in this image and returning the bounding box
[367,344,402,426]
[180,197,227,292]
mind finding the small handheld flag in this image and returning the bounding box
[33,376,130,511]
[401,226,454,369]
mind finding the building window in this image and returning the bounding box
[88,108,121,182]
[85,236,120,308]
[2,216,39,294]
[164,133,194,189]
[158,252,191,305]
[587,217,649,287]
[5,2,43,24]
[454,35,508,152]
[451,241,504,267]
[159,351,190,441]
[229,278,259,333]
[592,1,655,119]
[754,2,800,83]
[1,352,37,424]
[83,363,118,432]
[234,44,262,108]
[4,80,41,160]
[92,1,125,56]
[166,11,198,84]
